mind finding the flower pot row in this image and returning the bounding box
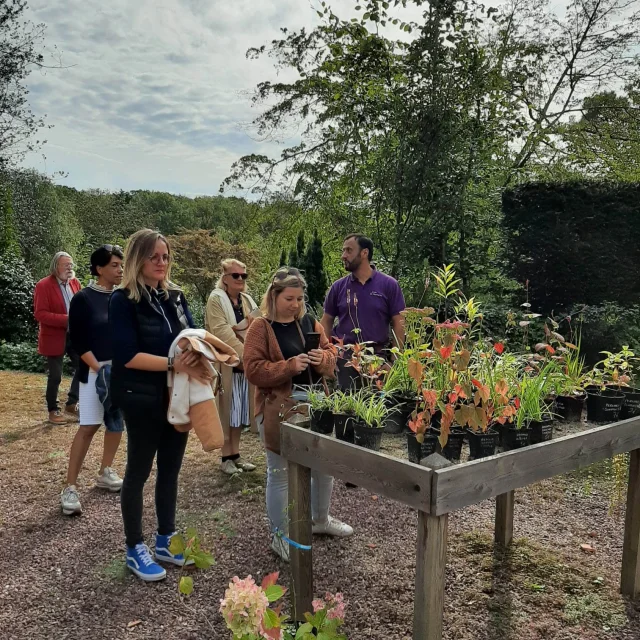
[554,386,640,424]
[310,409,386,452]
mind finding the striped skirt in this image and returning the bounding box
[230,370,250,428]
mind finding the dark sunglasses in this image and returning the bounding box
[228,273,248,280]
[102,244,122,252]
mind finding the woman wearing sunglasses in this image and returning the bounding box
[109,229,212,582]
[244,267,353,562]
[205,259,258,475]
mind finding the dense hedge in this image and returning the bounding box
[0,254,37,342]
[0,341,74,374]
[503,182,640,313]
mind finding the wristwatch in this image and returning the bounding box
[168,356,174,372]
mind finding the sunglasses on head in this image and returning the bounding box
[228,273,248,280]
[101,244,122,252]
[272,267,302,282]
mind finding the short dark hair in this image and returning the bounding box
[344,234,374,261]
[90,244,124,276]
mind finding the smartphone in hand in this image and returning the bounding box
[305,332,321,352]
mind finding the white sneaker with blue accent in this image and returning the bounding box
[155,532,195,567]
[126,543,167,581]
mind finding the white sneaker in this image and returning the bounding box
[236,459,256,472]
[61,485,82,516]
[312,516,353,538]
[221,459,242,475]
[270,535,290,563]
[96,467,123,492]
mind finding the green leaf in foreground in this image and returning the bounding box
[265,584,285,602]
[179,576,193,596]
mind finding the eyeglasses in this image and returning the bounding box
[102,244,122,252]
[148,254,171,265]
[227,273,248,280]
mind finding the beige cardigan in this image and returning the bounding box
[205,289,258,435]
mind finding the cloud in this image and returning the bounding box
[22,0,319,195]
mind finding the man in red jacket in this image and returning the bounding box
[33,252,82,424]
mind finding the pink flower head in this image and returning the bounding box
[324,592,346,620]
[220,575,270,639]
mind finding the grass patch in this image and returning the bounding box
[564,593,627,629]
[0,430,24,444]
[454,533,629,634]
[98,557,129,583]
[181,508,237,538]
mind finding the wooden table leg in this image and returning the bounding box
[413,510,448,640]
[495,490,515,547]
[621,449,640,597]
[288,460,313,621]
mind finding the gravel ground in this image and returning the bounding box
[1,371,639,640]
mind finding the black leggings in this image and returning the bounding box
[120,410,189,548]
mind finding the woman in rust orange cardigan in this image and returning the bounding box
[244,267,353,562]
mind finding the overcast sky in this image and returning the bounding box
[22,0,331,196]
[21,0,580,197]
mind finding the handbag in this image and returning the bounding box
[261,318,329,454]
[262,390,309,454]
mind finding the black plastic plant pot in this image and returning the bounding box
[353,421,384,451]
[309,409,334,435]
[529,417,554,445]
[406,432,438,464]
[466,429,499,459]
[435,427,464,462]
[333,413,355,443]
[620,388,640,420]
[503,426,532,451]
[555,394,586,422]
[384,400,415,434]
[586,389,625,423]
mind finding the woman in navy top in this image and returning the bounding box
[62,245,125,517]
[109,229,211,582]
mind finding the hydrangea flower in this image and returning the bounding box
[220,575,270,639]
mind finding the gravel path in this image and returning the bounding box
[1,371,638,640]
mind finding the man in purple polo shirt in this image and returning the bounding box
[321,234,405,388]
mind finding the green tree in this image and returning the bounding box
[0,0,51,166]
[279,248,287,266]
[0,186,19,257]
[304,230,328,310]
[169,229,259,305]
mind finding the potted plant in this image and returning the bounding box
[308,387,334,435]
[553,342,587,422]
[330,390,356,443]
[584,348,633,422]
[454,379,500,459]
[381,349,418,434]
[352,391,389,452]
[406,389,440,463]
[509,370,553,449]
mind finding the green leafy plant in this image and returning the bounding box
[168,529,215,597]
[307,387,331,411]
[353,391,389,429]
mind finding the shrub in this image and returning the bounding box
[0,254,37,342]
[503,181,640,313]
[0,341,45,372]
[0,341,75,374]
